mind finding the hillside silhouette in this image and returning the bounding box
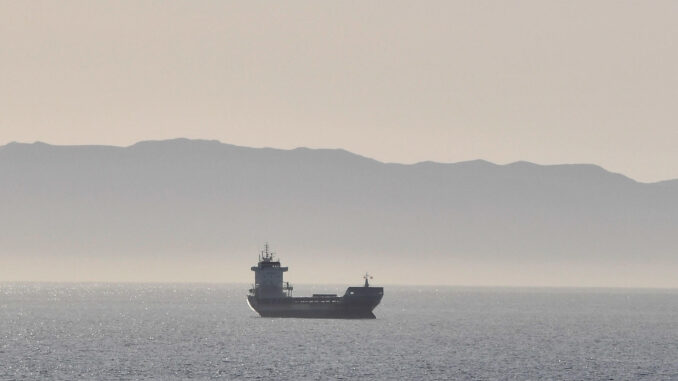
[1,139,676,286]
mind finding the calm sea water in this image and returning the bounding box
[1,283,677,380]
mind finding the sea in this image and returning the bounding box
[1,283,677,380]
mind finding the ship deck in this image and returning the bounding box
[259,296,344,304]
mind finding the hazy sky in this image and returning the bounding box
[1,1,677,182]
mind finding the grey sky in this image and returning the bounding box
[1,1,676,182]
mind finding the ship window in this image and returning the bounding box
[349,291,354,295]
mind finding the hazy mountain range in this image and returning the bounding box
[1,139,677,287]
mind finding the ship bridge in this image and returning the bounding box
[251,243,290,298]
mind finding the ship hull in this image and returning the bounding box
[247,287,383,319]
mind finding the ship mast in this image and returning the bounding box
[260,242,274,262]
[363,272,373,287]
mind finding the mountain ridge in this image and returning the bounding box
[1,139,668,184]
[1,138,677,286]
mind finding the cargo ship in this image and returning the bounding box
[246,244,384,318]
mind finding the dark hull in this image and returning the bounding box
[247,287,383,319]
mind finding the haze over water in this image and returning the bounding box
[2,283,677,380]
[3,1,678,379]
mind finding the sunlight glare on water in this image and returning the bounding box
[1,283,678,380]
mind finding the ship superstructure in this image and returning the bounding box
[247,244,384,319]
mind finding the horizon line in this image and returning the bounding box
[2,279,678,291]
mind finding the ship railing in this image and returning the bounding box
[291,296,343,303]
